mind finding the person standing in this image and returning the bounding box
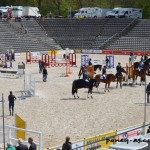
[146,82,150,103]
[62,136,72,150]
[88,58,92,66]
[8,91,16,116]
[28,137,36,150]
[106,56,109,68]
[147,126,150,134]
[6,142,16,150]
[16,139,28,150]
[116,62,122,77]
[43,66,48,82]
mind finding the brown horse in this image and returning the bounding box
[116,68,127,88]
[133,68,147,86]
[95,74,116,92]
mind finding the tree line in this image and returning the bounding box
[0,0,150,18]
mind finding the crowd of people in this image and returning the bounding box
[6,137,37,150]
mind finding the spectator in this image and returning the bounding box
[8,91,16,116]
[16,139,28,150]
[147,126,150,134]
[43,66,48,82]
[106,56,109,68]
[62,136,72,150]
[6,142,16,150]
[146,82,150,103]
[39,60,42,73]
[28,137,36,150]
[88,58,92,66]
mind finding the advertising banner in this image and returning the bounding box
[84,131,117,150]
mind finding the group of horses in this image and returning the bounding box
[72,59,150,99]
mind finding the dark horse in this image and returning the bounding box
[134,60,150,85]
[133,68,147,85]
[116,68,127,88]
[93,65,102,72]
[95,74,116,92]
[72,79,96,99]
[78,65,102,78]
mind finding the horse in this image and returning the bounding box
[133,67,147,86]
[93,65,102,72]
[116,68,127,88]
[72,79,96,99]
[95,74,116,92]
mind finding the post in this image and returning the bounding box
[24,69,25,91]
[2,93,6,150]
[143,74,147,134]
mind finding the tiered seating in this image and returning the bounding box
[0,19,61,53]
[106,19,150,51]
[38,18,134,49]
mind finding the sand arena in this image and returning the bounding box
[0,54,149,148]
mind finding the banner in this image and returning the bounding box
[15,114,26,140]
[82,50,102,54]
[117,125,143,141]
[84,131,117,150]
[102,50,150,56]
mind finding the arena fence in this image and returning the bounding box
[0,125,42,150]
[48,121,150,150]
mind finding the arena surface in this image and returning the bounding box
[0,54,150,148]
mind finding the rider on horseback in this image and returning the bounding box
[138,61,143,72]
[102,66,107,79]
[116,62,122,77]
[79,66,89,82]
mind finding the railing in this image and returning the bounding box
[0,125,42,150]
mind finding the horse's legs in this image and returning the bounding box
[104,83,107,92]
[116,79,118,88]
[108,82,110,92]
[76,89,79,98]
[120,78,122,88]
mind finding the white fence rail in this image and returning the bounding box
[0,125,42,150]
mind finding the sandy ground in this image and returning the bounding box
[0,54,150,149]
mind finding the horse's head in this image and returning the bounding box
[121,68,127,74]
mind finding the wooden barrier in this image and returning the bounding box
[126,64,134,80]
[26,51,76,67]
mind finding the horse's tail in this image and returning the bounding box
[72,81,75,95]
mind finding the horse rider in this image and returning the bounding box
[78,66,89,82]
[138,61,143,72]
[102,66,107,79]
[88,58,92,66]
[129,51,134,65]
[141,55,144,62]
[144,54,148,61]
[116,62,122,77]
